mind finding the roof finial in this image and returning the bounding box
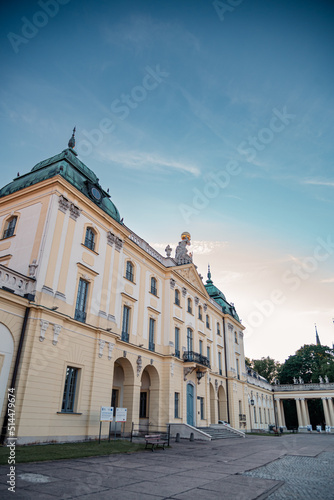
[68,127,76,149]
[207,264,212,282]
[315,323,321,346]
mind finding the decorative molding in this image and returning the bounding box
[203,303,207,312]
[108,343,114,360]
[98,340,105,358]
[137,355,142,377]
[184,367,193,381]
[52,324,62,345]
[182,287,187,297]
[107,232,116,247]
[28,259,38,278]
[227,323,233,331]
[69,203,81,221]
[169,278,176,289]
[115,237,123,252]
[41,285,54,296]
[58,195,69,213]
[55,291,66,301]
[194,296,199,306]
[39,320,49,342]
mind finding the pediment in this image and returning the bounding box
[174,264,208,296]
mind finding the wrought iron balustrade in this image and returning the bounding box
[121,331,129,342]
[74,310,86,323]
[183,351,210,368]
[149,342,155,352]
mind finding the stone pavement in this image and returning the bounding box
[0,434,333,499]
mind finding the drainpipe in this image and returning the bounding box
[222,317,230,424]
[0,306,30,445]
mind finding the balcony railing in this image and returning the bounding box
[183,351,210,368]
[74,309,86,323]
[149,342,155,352]
[174,349,180,358]
[239,414,246,422]
[121,331,129,342]
[0,265,35,299]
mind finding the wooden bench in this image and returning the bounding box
[145,434,168,451]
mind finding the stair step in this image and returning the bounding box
[197,426,243,439]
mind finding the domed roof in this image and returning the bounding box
[204,266,240,321]
[0,147,121,223]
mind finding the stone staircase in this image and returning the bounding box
[197,424,244,439]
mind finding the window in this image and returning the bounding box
[122,305,130,342]
[217,323,221,336]
[175,327,180,358]
[218,351,222,375]
[254,407,257,423]
[264,408,267,424]
[174,392,180,418]
[259,408,262,424]
[2,216,17,239]
[175,289,180,306]
[187,298,192,314]
[111,389,119,410]
[149,318,155,351]
[206,315,210,329]
[150,277,157,296]
[84,227,95,251]
[234,332,238,344]
[126,261,134,282]
[236,358,240,380]
[200,397,205,420]
[187,328,193,352]
[207,346,210,363]
[239,400,242,415]
[198,306,202,321]
[61,366,79,413]
[75,278,89,323]
[139,392,148,418]
[199,339,203,356]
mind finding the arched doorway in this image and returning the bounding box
[0,324,14,418]
[140,365,160,429]
[112,357,134,433]
[187,383,195,426]
[210,383,216,424]
[217,385,228,422]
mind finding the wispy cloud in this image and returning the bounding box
[303,179,334,187]
[98,150,200,177]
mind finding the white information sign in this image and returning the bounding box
[115,407,127,422]
[100,406,113,422]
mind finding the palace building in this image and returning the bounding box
[1,131,331,445]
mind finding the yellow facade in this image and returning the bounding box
[0,143,275,444]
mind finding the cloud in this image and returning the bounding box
[303,179,334,187]
[99,150,201,176]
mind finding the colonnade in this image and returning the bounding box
[275,396,334,430]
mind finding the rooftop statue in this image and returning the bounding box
[175,232,192,265]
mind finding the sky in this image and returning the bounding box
[1,0,334,363]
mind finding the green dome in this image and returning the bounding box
[204,266,240,321]
[0,148,121,224]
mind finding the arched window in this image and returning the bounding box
[206,314,210,329]
[126,261,134,282]
[150,277,157,296]
[187,298,192,314]
[84,227,96,251]
[2,216,17,239]
[175,289,180,306]
[198,305,202,321]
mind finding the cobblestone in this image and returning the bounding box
[243,452,334,500]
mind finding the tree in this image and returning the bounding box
[248,356,281,384]
[278,344,334,384]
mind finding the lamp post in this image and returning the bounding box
[249,395,254,432]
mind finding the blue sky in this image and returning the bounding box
[1,0,334,362]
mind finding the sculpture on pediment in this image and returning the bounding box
[175,232,192,265]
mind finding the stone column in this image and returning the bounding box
[321,397,331,428]
[295,398,304,428]
[327,398,334,427]
[300,398,310,426]
[280,400,286,427]
[275,398,283,427]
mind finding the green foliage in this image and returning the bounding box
[278,344,334,384]
[245,357,252,368]
[249,356,281,384]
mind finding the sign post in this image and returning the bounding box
[115,408,127,438]
[99,406,113,444]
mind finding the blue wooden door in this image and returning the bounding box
[187,384,194,426]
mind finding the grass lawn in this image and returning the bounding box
[0,439,146,465]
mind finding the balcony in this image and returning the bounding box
[239,414,246,422]
[0,264,35,299]
[183,351,210,368]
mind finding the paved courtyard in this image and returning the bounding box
[0,433,333,499]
